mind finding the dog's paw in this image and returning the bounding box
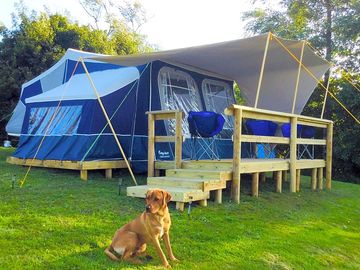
[170,256,179,262]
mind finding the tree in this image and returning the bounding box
[241,0,360,182]
[0,2,151,141]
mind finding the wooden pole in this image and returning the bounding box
[290,117,298,192]
[326,122,333,190]
[321,69,332,119]
[291,41,306,114]
[282,170,287,182]
[215,189,222,204]
[311,168,317,191]
[317,167,323,190]
[80,170,88,181]
[105,169,112,179]
[254,32,272,108]
[175,111,183,169]
[231,108,242,203]
[176,202,184,212]
[252,172,259,197]
[276,171,282,193]
[260,172,266,183]
[296,169,301,192]
[80,59,138,185]
[148,113,155,177]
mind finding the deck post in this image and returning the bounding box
[260,172,266,183]
[276,171,282,193]
[214,190,222,204]
[80,170,88,181]
[282,170,287,182]
[199,199,208,207]
[176,202,184,211]
[105,169,112,179]
[317,167,323,190]
[232,108,242,203]
[326,122,333,190]
[148,113,155,177]
[311,168,317,191]
[296,169,301,192]
[252,172,259,197]
[290,117,298,192]
[175,111,183,169]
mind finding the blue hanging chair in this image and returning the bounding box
[188,111,225,160]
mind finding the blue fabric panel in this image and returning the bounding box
[13,134,131,161]
[64,60,123,82]
[21,80,43,104]
[88,82,137,134]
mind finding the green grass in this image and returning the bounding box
[0,147,359,269]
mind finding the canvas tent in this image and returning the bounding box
[7,33,331,172]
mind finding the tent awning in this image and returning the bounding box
[90,33,331,114]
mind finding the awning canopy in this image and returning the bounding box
[90,33,331,114]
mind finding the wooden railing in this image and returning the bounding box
[225,105,333,203]
[146,110,184,177]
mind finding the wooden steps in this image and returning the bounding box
[127,168,232,211]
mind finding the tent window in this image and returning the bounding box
[28,106,82,135]
[158,67,203,135]
[202,79,235,137]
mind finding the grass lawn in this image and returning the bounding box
[0,147,359,269]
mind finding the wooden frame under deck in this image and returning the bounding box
[224,105,333,202]
[6,156,127,180]
[149,105,333,204]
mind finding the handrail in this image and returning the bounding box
[147,110,184,177]
[225,104,333,202]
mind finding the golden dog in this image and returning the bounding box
[105,189,178,268]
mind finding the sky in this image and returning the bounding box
[0,0,263,50]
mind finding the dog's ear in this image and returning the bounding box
[163,191,172,204]
[146,190,153,199]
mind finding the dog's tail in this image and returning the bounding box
[104,247,120,261]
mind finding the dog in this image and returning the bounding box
[105,189,178,268]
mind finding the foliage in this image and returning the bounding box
[1,148,360,269]
[241,0,360,182]
[0,2,152,141]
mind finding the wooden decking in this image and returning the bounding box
[127,106,333,210]
[127,158,326,210]
[155,159,326,172]
[6,156,127,180]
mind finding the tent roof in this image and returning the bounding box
[90,33,331,114]
[26,67,139,103]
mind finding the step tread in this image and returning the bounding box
[127,185,209,202]
[147,177,222,183]
[167,169,232,173]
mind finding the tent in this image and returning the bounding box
[7,33,331,172]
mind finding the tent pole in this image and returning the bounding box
[254,32,272,108]
[321,69,332,119]
[80,58,138,186]
[291,40,305,114]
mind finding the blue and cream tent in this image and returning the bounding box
[6,33,331,172]
[6,50,237,172]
